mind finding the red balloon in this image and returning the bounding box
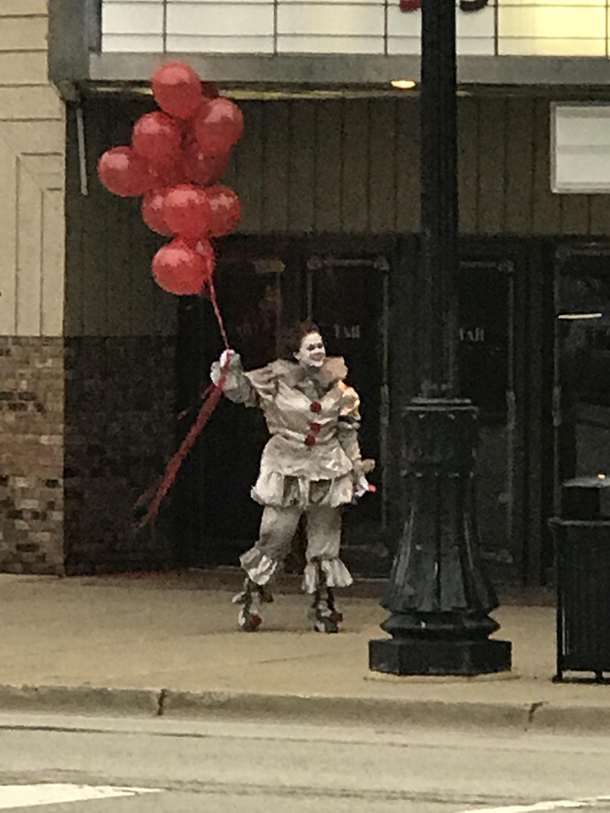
[182,140,229,186]
[152,62,203,120]
[150,158,188,189]
[97,147,153,197]
[190,237,216,281]
[152,238,209,296]
[142,188,173,236]
[195,98,244,155]
[163,184,211,239]
[204,185,241,237]
[133,112,182,169]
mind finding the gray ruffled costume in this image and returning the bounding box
[211,354,363,592]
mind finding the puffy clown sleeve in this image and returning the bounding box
[336,384,363,476]
[211,354,279,408]
[210,353,257,407]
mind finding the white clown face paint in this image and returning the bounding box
[295,332,326,369]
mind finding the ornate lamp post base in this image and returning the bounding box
[369,638,511,677]
[369,398,512,677]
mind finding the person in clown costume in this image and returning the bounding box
[211,321,374,633]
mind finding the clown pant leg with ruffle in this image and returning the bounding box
[302,505,353,594]
[240,505,302,586]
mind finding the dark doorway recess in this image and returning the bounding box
[171,236,552,587]
[172,240,390,574]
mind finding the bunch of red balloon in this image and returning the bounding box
[97,62,243,296]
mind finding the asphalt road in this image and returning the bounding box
[1,712,610,812]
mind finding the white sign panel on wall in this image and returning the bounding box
[552,104,610,194]
[101,0,610,57]
[498,0,607,57]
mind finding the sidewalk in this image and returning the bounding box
[2,571,610,733]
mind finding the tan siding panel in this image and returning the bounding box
[532,99,561,235]
[0,136,17,334]
[16,159,43,335]
[458,96,478,235]
[82,108,110,337]
[64,112,84,337]
[0,51,47,85]
[477,98,507,235]
[262,101,290,233]
[395,98,420,232]
[504,98,535,235]
[0,10,67,337]
[235,102,264,233]
[0,86,63,120]
[341,99,369,233]
[314,100,342,233]
[0,1,48,15]
[590,196,610,237]
[0,120,64,153]
[21,152,64,190]
[0,16,48,51]
[288,100,316,232]
[560,196,591,236]
[369,99,396,233]
[41,187,65,336]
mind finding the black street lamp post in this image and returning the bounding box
[369,0,512,675]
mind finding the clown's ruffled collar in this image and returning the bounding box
[269,357,348,393]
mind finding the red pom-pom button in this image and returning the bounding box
[310,422,322,434]
[304,435,317,447]
[310,401,322,413]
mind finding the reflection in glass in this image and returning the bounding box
[556,263,610,485]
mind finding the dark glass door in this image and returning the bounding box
[306,255,389,573]
[554,247,610,505]
[177,249,390,572]
[458,260,517,581]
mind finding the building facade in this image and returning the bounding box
[2,0,610,584]
[0,1,65,574]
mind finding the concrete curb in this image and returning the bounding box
[1,683,609,734]
[161,689,534,731]
[0,685,160,716]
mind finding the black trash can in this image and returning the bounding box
[549,476,610,682]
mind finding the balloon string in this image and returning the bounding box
[137,281,231,526]
[137,373,226,527]
[208,276,230,351]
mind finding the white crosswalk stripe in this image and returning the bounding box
[0,784,160,809]
[457,797,610,813]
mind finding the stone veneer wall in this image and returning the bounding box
[0,338,65,574]
[63,337,176,575]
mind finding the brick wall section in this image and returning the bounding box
[0,337,64,574]
[64,337,176,574]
